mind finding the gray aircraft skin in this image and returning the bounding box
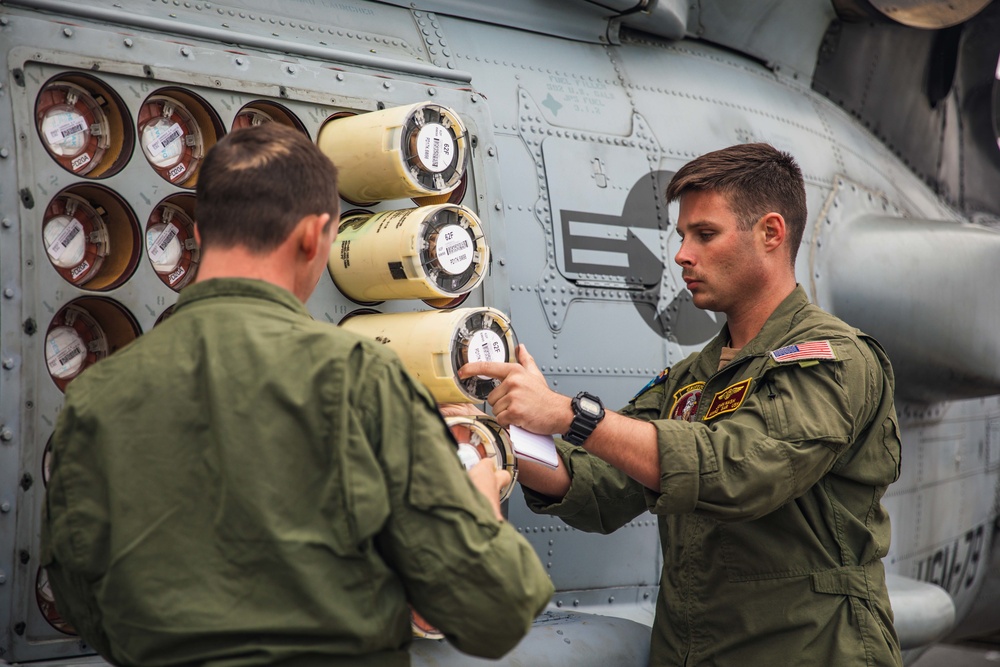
[1,0,999,664]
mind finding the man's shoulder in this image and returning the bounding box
[296,318,406,368]
[789,301,866,343]
[780,302,887,372]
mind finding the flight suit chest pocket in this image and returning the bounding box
[760,373,787,437]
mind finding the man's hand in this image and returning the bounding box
[459,344,573,436]
[438,402,488,419]
[466,459,510,521]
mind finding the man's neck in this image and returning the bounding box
[193,245,306,302]
[725,278,797,349]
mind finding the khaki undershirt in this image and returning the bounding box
[718,345,741,371]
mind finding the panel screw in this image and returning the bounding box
[382,81,391,89]
[62,27,73,37]
[1,219,9,228]
[427,88,436,96]
[335,72,344,81]
[3,288,12,298]
[2,359,13,370]
[0,573,6,584]
[235,57,245,65]
[487,147,496,157]
[1,429,12,441]
[0,148,9,158]
[0,502,10,513]
[124,38,133,47]
[180,46,191,57]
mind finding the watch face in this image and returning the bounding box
[579,396,601,416]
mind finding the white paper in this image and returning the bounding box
[508,424,559,469]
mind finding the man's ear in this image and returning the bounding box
[300,213,332,261]
[760,212,786,253]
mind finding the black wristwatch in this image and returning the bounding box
[564,392,605,447]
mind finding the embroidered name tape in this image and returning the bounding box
[770,340,836,363]
[703,378,752,420]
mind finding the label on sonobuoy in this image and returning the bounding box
[46,326,87,378]
[42,112,88,155]
[435,224,473,275]
[416,123,455,173]
[468,329,504,365]
[146,222,182,273]
[44,217,86,268]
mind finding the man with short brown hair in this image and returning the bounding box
[460,143,902,666]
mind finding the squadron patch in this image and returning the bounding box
[669,382,705,422]
[703,378,752,421]
[632,367,670,401]
[770,340,836,363]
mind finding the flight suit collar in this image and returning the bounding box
[740,284,811,357]
[694,284,811,376]
[174,278,312,318]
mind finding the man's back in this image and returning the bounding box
[42,278,552,666]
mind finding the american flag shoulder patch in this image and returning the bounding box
[769,340,836,363]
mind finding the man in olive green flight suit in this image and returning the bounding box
[42,123,553,667]
[460,143,903,666]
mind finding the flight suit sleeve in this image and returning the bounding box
[521,439,649,534]
[39,388,115,659]
[520,381,663,532]
[362,357,553,659]
[646,338,883,521]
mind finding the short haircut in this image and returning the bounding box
[195,123,339,253]
[665,143,807,264]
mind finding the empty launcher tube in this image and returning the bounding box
[339,307,517,402]
[329,204,488,303]
[317,102,468,203]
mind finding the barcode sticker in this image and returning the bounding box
[148,223,179,262]
[416,123,455,173]
[146,123,184,155]
[46,218,84,261]
[468,329,504,364]
[434,224,473,274]
[45,117,87,144]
